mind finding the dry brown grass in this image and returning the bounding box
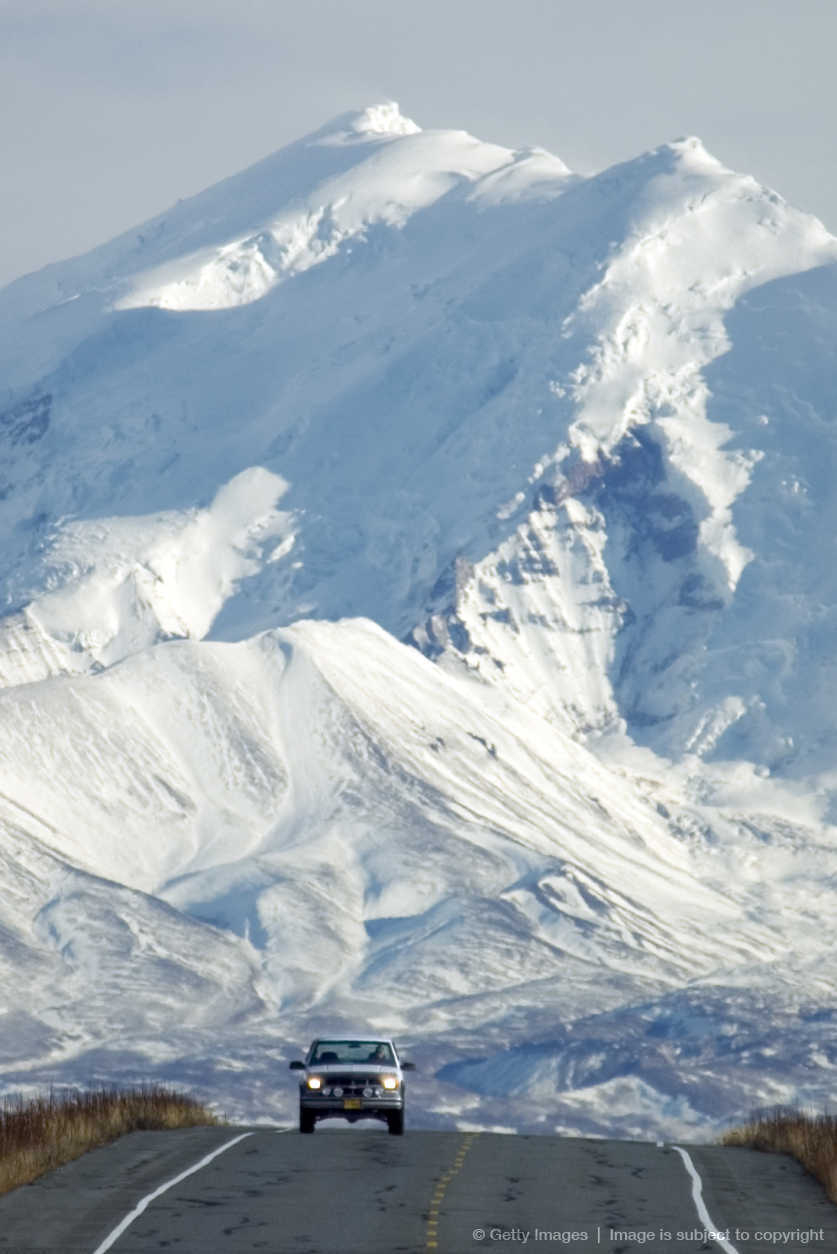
[722,1107,837,1203]
[0,1085,220,1196]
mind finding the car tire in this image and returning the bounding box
[299,1108,315,1134]
[387,1108,404,1135]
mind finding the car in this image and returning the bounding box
[289,1036,416,1134]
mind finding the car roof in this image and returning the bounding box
[310,1036,395,1045]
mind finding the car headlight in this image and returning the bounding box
[306,1076,322,1090]
[382,1075,399,1090]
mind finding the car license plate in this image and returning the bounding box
[343,1099,362,1110]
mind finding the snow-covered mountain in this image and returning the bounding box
[1,102,836,1138]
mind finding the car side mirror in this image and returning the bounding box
[401,1061,416,1071]
[289,1060,305,1070]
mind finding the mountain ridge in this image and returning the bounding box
[1,104,836,1135]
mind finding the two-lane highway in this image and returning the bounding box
[0,1127,833,1253]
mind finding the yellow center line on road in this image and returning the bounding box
[425,1132,478,1250]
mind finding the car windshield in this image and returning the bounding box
[311,1040,394,1065]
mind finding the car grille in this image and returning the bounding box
[321,1074,384,1096]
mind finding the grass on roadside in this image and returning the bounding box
[0,1085,220,1196]
[722,1107,837,1203]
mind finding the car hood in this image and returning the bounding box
[306,1063,398,1075]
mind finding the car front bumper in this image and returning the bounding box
[300,1092,403,1116]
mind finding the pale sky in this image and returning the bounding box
[1,0,835,289]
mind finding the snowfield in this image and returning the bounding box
[0,102,836,1137]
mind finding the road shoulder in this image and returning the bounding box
[0,1125,251,1254]
[687,1143,837,1252]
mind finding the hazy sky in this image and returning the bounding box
[2,0,835,288]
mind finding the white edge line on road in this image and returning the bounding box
[91,1131,254,1254]
[672,1145,740,1254]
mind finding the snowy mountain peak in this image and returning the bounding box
[2,107,837,1137]
[658,134,728,172]
[313,100,423,143]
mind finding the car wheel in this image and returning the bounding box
[387,1108,404,1135]
[299,1108,315,1134]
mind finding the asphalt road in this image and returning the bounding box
[0,1126,834,1254]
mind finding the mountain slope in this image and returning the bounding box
[1,103,836,1134]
